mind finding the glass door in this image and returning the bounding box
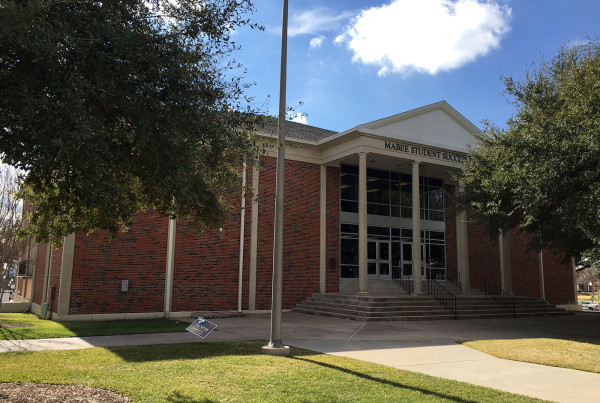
[401,242,425,279]
[367,240,392,280]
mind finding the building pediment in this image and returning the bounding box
[331,101,481,154]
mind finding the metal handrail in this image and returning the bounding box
[395,265,413,295]
[427,267,458,319]
[484,279,515,317]
[446,264,462,289]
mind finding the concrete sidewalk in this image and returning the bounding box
[1,312,599,402]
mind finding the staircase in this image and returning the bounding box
[293,284,573,321]
[292,293,456,321]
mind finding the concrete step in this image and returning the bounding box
[293,292,573,321]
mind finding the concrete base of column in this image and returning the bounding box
[262,344,290,356]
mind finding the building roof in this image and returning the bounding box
[262,120,338,142]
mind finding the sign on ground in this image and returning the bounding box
[186,317,217,338]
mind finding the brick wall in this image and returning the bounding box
[326,166,340,293]
[69,211,168,315]
[171,212,241,312]
[49,246,63,313]
[509,229,574,304]
[32,245,47,305]
[253,156,323,310]
[467,221,501,291]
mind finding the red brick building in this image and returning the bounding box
[16,102,578,320]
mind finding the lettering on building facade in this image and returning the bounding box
[384,141,466,163]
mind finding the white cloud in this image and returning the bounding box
[335,0,511,76]
[310,35,326,49]
[289,8,354,36]
[290,113,308,124]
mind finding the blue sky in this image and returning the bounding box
[232,0,600,132]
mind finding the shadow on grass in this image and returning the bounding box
[0,327,26,341]
[106,341,271,362]
[0,316,189,341]
[292,356,480,403]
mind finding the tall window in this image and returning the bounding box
[339,224,446,278]
[340,164,443,222]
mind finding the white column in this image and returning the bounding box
[456,184,470,294]
[57,233,75,318]
[358,152,368,294]
[237,162,247,312]
[319,164,327,293]
[164,217,176,317]
[458,211,470,294]
[571,260,578,304]
[249,166,259,310]
[412,161,422,294]
[538,250,545,300]
[499,230,512,292]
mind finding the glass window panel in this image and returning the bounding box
[367,168,388,179]
[367,178,389,204]
[391,181,401,206]
[401,207,412,219]
[341,265,359,278]
[367,203,389,216]
[391,228,400,238]
[402,243,412,261]
[368,241,377,259]
[402,228,412,238]
[341,200,358,213]
[341,174,358,201]
[368,226,389,237]
[431,268,445,280]
[429,210,444,221]
[379,242,389,260]
[430,245,445,267]
[428,188,444,211]
[429,231,445,241]
[341,164,358,175]
[400,187,412,207]
[403,263,413,276]
[368,262,377,275]
[429,178,443,187]
[392,241,401,263]
[391,205,400,217]
[380,263,390,275]
[341,224,359,234]
[341,238,359,265]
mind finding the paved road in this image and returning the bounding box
[1,312,599,403]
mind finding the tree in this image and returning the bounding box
[0,163,26,301]
[0,0,261,245]
[456,39,600,266]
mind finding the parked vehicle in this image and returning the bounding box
[579,301,600,311]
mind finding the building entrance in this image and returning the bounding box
[367,240,391,280]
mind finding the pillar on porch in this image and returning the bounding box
[358,152,368,294]
[456,184,470,294]
[499,230,512,292]
[319,164,327,293]
[412,160,423,294]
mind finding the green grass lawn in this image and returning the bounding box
[463,337,600,374]
[0,341,545,403]
[0,313,188,340]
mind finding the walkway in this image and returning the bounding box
[1,312,599,403]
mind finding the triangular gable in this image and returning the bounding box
[349,101,481,153]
